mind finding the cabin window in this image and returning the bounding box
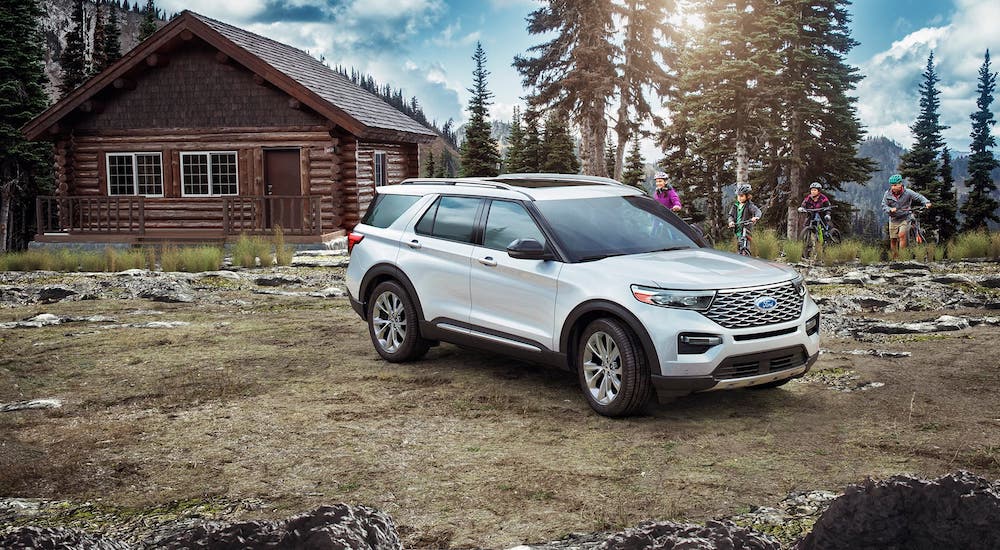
[373,151,388,187]
[181,152,239,196]
[106,153,163,196]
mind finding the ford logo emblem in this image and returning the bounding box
[755,296,778,311]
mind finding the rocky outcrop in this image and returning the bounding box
[0,526,129,550]
[795,471,1000,550]
[598,520,780,550]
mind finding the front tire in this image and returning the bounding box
[802,228,817,259]
[577,318,652,417]
[367,280,430,362]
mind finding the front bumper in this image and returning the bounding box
[651,347,819,395]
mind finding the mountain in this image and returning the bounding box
[843,136,1000,235]
[40,0,163,101]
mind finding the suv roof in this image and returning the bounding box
[390,173,642,201]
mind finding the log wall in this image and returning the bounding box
[347,141,419,228]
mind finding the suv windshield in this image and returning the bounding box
[534,196,701,262]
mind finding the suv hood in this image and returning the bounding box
[584,248,797,290]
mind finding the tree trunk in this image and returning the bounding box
[0,184,12,254]
[735,130,749,186]
[786,111,802,239]
[579,112,608,177]
[613,96,628,180]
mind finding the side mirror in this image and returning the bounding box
[506,238,552,260]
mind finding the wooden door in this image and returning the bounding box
[263,149,302,231]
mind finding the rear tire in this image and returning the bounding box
[577,318,653,417]
[828,227,842,245]
[367,280,430,363]
[802,228,817,259]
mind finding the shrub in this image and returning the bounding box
[991,232,1000,259]
[858,246,882,265]
[714,238,737,254]
[948,231,991,260]
[273,226,294,266]
[179,246,223,272]
[823,240,861,265]
[783,240,804,264]
[159,246,181,272]
[232,234,270,268]
[2,250,58,271]
[114,248,148,271]
[753,229,780,260]
[894,246,915,261]
[79,250,108,272]
[53,248,80,272]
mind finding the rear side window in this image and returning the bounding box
[361,194,420,228]
[415,196,481,243]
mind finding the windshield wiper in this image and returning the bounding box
[650,246,692,252]
[578,252,629,262]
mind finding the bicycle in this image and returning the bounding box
[732,219,754,256]
[800,206,841,259]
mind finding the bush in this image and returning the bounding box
[179,246,224,272]
[273,226,294,266]
[859,246,882,265]
[823,240,861,265]
[53,248,81,272]
[159,246,181,272]
[714,238,737,254]
[782,240,804,264]
[948,231,992,260]
[991,232,1000,259]
[1,250,57,271]
[113,248,149,271]
[753,229,780,260]
[79,250,108,272]
[232,234,271,268]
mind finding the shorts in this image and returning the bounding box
[889,218,911,237]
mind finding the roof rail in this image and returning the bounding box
[400,178,514,190]
[490,173,625,187]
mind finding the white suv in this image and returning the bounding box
[346,174,820,417]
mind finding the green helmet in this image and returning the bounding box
[888,174,903,185]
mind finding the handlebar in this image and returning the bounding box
[799,206,832,212]
[732,219,755,227]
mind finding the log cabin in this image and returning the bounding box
[22,10,436,245]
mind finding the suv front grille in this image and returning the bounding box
[703,281,803,329]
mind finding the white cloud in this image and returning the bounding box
[158,0,268,23]
[858,0,1000,153]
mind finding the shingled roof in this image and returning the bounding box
[24,10,437,142]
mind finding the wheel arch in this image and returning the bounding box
[559,300,661,375]
[358,264,425,323]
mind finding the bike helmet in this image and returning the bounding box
[736,183,752,195]
[888,174,903,185]
[809,182,822,189]
[654,171,668,180]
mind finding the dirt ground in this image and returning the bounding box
[1,269,999,548]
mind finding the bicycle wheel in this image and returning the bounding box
[828,227,842,244]
[802,228,817,259]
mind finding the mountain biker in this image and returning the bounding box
[727,183,762,235]
[798,182,832,229]
[882,174,932,258]
[652,171,682,212]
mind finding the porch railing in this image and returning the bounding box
[223,195,323,236]
[36,195,145,235]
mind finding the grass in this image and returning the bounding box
[948,231,992,260]
[821,240,862,265]
[782,240,804,264]
[859,245,882,265]
[753,229,780,260]
[232,234,272,268]
[159,246,223,272]
[273,226,294,266]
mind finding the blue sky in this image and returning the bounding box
[160,0,999,159]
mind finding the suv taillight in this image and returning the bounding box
[347,232,365,253]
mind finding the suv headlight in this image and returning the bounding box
[791,274,807,297]
[631,285,715,311]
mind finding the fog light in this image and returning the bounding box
[805,313,820,335]
[678,332,722,354]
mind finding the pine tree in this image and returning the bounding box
[59,0,88,97]
[503,106,524,173]
[1,0,53,251]
[899,53,948,235]
[769,0,874,238]
[423,150,436,178]
[139,0,158,41]
[541,110,580,174]
[937,148,959,240]
[102,3,123,68]
[621,139,645,189]
[459,42,501,177]
[604,141,616,180]
[612,0,676,180]
[515,0,617,176]
[516,106,544,172]
[961,49,999,231]
[439,150,456,177]
[90,2,107,76]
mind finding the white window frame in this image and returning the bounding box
[373,151,388,187]
[105,152,164,197]
[180,151,240,197]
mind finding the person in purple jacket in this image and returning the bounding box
[651,171,682,212]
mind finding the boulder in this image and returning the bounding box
[599,519,780,550]
[888,261,930,271]
[37,286,77,303]
[794,471,1000,550]
[255,275,304,287]
[979,276,1000,289]
[0,526,129,550]
[867,315,970,334]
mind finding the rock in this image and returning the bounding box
[150,504,401,550]
[867,315,970,334]
[140,289,194,303]
[853,296,893,310]
[828,349,911,358]
[0,526,129,550]
[127,321,190,329]
[599,519,780,550]
[979,276,1000,289]
[255,275,304,287]
[0,398,62,413]
[888,261,930,271]
[794,471,1000,550]
[195,270,242,280]
[117,269,152,277]
[37,286,77,303]
[840,271,871,285]
[931,274,974,285]
[309,286,346,298]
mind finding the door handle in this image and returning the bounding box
[478,256,497,267]
[406,239,421,249]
